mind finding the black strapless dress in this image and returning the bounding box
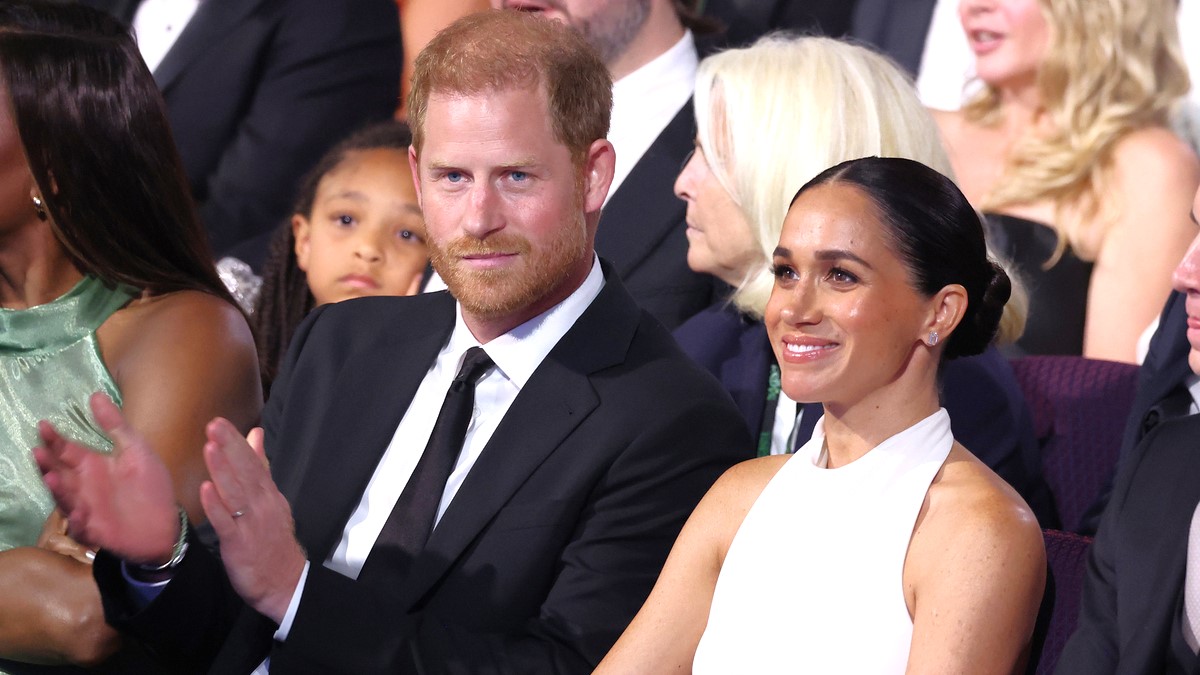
[985,213,1093,357]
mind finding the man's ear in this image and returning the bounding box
[292,214,312,272]
[581,139,615,214]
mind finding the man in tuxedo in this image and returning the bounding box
[80,0,402,268]
[492,0,720,330]
[1054,209,1200,673]
[34,11,749,673]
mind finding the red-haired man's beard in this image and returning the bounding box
[429,214,590,320]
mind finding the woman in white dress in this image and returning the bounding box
[596,156,1045,674]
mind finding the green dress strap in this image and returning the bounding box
[0,276,137,551]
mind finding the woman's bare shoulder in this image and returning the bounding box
[903,445,1046,673]
[99,289,257,389]
[705,455,791,515]
[1111,125,1200,187]
[105,290,251,351]
[915,444,1044,575]
[927,445,1041,537]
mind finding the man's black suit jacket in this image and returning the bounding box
[1055,412,1200,674]
[596,99,719,331]
[93,264,750,673]
[1079,291,1192,534]
[80,0,402,267]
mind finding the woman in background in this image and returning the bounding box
[0,0,259,667]
[672,35,1055,525]
[936,0,1199,361]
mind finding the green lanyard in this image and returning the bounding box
[756,363,781,457]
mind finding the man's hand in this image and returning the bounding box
[33,393,180,565]
[200,420,306,625]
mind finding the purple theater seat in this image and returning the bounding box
[1010,356,1139,533]
[1028,529,1093,675]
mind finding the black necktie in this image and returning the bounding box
[363,346,494,578]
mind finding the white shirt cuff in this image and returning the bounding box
[273,560,310,641]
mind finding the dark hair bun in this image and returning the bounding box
[944,261,1010,359]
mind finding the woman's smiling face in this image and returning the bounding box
[765,181,932,407]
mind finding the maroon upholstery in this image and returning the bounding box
[1010,356,1139,533]
[1029,529,1093,675]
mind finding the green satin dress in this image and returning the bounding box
[0,276,136,551]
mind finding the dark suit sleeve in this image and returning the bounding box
[1053,425,1169,674]
[92,529,244,673]
[268,396,750,673]
[200,0,401,258]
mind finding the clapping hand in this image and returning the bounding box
[199,419,306,624]
[34,393,180,566]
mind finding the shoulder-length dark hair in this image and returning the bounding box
[0,0,233,302]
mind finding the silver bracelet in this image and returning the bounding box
[132,506,189,573]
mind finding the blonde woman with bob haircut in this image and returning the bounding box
[936,0,1200,362]
[670,35,1056,526]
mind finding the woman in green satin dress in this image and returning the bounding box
[0,1,261,667]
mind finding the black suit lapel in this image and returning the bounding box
[401,265,642,609]
[151,0,267,91]
[596,99,693,280]
[290,300,456,559]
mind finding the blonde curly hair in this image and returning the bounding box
[963,0,1189,262]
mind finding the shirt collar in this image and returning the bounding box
[1186,372,1200,415]
[612,29,697,96]
[446,256,605,389]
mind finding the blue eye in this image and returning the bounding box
[446,171,464,183]
[510,170,528,182]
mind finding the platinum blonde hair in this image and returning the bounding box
[695,34,1026,343]
[964,0,1189,261]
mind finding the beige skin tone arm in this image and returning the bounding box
[0,291,261,666]
[902,444,1046,674]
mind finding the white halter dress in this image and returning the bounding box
[692,409,955,674]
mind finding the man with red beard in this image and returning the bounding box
[33,10,749,674]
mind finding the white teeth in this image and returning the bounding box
[787,343,833,354]
[974,30,1001,42]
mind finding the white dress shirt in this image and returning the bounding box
[606,30,698,201]
[131,0,202,73]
